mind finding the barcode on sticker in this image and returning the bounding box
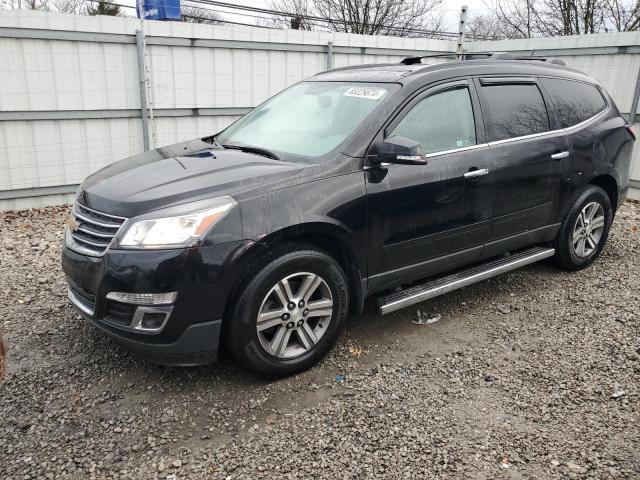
[343,87,386,100]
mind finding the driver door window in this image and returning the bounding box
[391,87,477,154]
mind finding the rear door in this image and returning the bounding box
[475,77,571,255]
[539,76,612,210]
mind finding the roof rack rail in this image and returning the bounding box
[488,51,566,65]
[400,51,566,66]
[400,52,491,65]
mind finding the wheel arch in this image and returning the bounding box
[224,222,366,323]
[589,174,619,213]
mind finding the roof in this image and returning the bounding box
[309,63,429,82]
[309,58,589,85]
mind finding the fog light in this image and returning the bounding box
[131,306,173,334]
[106,291,177,305]
[139,311,166,330]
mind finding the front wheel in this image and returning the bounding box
[225,244,349,378]
[554,185,612,271]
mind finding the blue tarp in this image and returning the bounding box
[136,0,181,20]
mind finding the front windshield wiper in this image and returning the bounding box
[221,143,280,161]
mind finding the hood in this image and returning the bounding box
[78,138,304,217]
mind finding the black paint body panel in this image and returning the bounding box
[62,59,635,364]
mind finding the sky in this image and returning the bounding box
[216,0,494,32]
[260,0,492,31]
[124,0,495,33]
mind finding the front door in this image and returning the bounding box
[366,80,492,291]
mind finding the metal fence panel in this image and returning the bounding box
[1,10,640,209]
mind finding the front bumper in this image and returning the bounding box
[62,239,251,365]
[71,300,222,366]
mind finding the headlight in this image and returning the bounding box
[119,196,237,248]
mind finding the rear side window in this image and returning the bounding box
[541,78,607,128]
[480,83,551,141]
[391,87,477,154]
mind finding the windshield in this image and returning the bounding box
[217,82,397,163]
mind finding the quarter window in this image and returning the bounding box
[390,87,477,154]
[541,78,607,128]
[481,83,551,141]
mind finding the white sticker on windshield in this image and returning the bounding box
[343,87,386,100]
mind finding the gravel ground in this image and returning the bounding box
[1,202,639,479]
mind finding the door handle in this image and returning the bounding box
[464,168,489,179]
[551,151,570,160]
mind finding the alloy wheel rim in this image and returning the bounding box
[572,201,605,258]
[256,272,333,359]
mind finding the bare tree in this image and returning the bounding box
[53,0,87,14]
[534,0,605,35]
[465,13,505,40]
[482,0,640,37]
[265,0,445,37]
[181,3,223,24]
[86,0,120,16]
[266,0,315,29]
[491,0,537,38]
[2,0,88,14]
[488,0,620,37]
[315,0,445,36]
[603,0,640,31]
[12,0,52,10]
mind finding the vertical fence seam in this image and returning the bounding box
[135,29,150,151]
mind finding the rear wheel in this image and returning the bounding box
[554,185,612,271]
[225,245,349,378]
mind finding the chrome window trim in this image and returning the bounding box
[563,108,608,133]
[384,99,608,158]
[424,143,489,158]
[488,128,565,146]
[486,108,608,147]
[376,143,490,165]
[361,104,608,168]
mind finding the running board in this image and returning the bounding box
[377,247,555,315]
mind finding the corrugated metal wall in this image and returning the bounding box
[1,10,639,210]
[0,10,455,210]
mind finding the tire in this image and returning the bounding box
[225,243,349,378]
[554,185,612,271]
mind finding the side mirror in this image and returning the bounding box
[378,136,427,165]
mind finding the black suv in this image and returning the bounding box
[63,53,634,377]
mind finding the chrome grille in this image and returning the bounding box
[68,203,127,256]
[67,284,96,317]
[69,285,96,312]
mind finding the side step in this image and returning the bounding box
[377,247,555,315]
